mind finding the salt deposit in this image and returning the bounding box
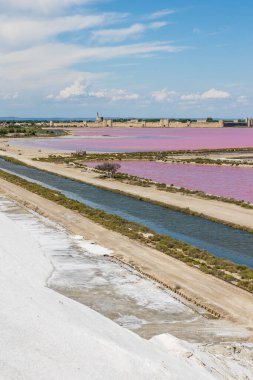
[0,195,252,379]
[0,196,248,342]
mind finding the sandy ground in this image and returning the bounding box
[0,178,253,338]
[0,141,253,230]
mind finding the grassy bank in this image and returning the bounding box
[0,167,252,296]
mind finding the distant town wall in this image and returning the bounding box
[47,118,252,129]
[49,120,224,128]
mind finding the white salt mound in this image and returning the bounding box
[0,212,252,379]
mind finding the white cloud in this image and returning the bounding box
[151,88,177,102]
[150,22,168,29]
[48,83,234,106]
[103,89,140,102]
[180,93,201,101]
[0,0,185,112]
[0,40,181,109]
[151,87,233,105]
[201,88,230,99]
[90,89,140,101]
[0,42,181,82]
[0,92,18,100]
[92,24,146,43]
[0,0,93,14]
[92,22,168,43]
[0,15,115,48]
[181,88,231,101]
[88,90,107,98]
[48,80,88,99]
[49,82,140,102]
[148,9,175,19]
[237,95,248,104]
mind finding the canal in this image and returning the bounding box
[0,157,252,267]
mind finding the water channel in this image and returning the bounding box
[0,157,253,268]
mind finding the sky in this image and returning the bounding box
[0,0,253,118]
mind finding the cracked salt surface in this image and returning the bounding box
[0,196,250,343]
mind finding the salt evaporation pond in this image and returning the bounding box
[87,161,253,204]
[10,127,253,152]
[1,158,253,268]
[0,195,249,343]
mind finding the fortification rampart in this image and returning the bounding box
[51,121,222,128]
[48,118,252,128]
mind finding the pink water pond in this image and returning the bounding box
[10,127,253,152]
[87,161,253,203]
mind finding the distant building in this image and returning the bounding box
[103,119,113,127]
[160,119,170,127]
[246,118,253,127]
[49,121,54,127]
[96,112,103,123]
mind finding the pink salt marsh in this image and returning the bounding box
[10,127,253,152]
[87,161,253,203]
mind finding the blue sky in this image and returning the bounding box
[0,0,252,118]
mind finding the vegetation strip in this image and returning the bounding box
[36,146,253,163]
[0,167,252,296]
[1,155,253,235]
[170,157,253,167]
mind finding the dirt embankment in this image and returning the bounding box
[0,178,253,337]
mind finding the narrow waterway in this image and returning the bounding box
[0,195,249,343]
[0,158,253,267]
